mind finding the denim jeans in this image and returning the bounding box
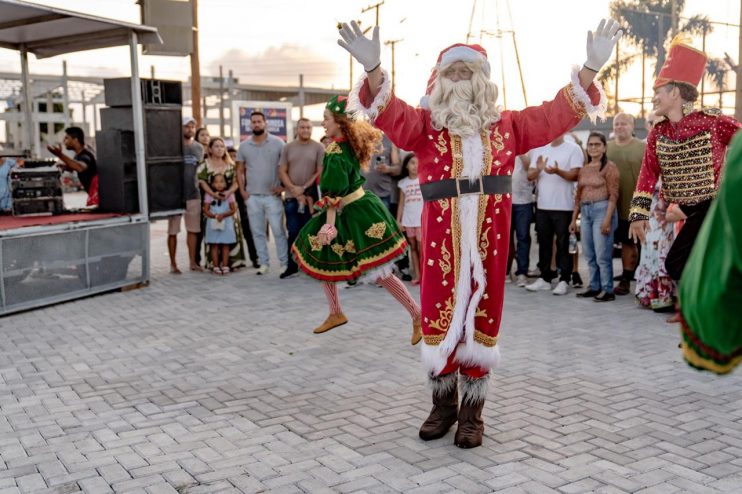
[284,198,313,271]
[511,203,533,276]
[535,209,572,283]
[247,195,289,267]
[580,200,617,293]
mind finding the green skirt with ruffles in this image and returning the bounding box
[292,190,406,282]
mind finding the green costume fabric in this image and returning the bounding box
[292,139,406,281]
[679,132,742,374]
[197,161,247,269]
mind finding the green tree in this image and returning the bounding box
[705,57,731,107]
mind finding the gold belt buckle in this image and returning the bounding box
[456,176,484,196]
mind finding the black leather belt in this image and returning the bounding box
[420,175,512,202]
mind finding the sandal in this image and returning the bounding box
[222,267,231,274]
[213,267,223,275]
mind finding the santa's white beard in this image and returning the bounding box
[429,79,482,136]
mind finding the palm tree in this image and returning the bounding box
[705,58,730,108]
[610,0,712,75]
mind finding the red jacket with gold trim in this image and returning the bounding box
[629,110,741,221]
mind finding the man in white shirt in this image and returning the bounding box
[525,135,584,295]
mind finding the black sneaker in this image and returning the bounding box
[251,260,260,269]
[571,272,583,288]
[279,267,299,279]
[594,291,616,302]
[576,288,601,298]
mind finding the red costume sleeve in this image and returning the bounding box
[629,130,659,222]
[355,72,428,152]
[717,114,742,147]
[510,80,604,156]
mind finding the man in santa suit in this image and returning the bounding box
[338,20,621,448]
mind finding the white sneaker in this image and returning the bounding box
[525,278,552,291]
[552,280,569,295]
[516,274,528,287]
[256,265,269,275]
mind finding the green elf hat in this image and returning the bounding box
[326,95,349,115]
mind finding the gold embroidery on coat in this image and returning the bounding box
[491,127,505,152]
[438,239,452,278]
[438,198,450,213]
[330,239,357,257]
[429,297,454,332]
[331,243,345,257]
[344,240,356,253]
[479,226,491,261]
[474,330,498,347]
[476,308,488,318]
[435,133,449,155]
[365,222,386,239]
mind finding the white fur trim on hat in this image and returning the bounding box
[439,46,490,77]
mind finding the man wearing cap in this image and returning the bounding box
[339,19,621,448]
[167,117,205,274]
[628,35,741,282]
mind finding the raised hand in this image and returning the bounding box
[585,19,623,72]
[337,21,381,72]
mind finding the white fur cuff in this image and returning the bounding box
[347,68,393,122]
[569,65,608,124]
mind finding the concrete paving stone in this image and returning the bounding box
[1,224,742,493]
[15,473,46,493]
[76,477,112,494]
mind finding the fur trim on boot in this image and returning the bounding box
[454,374,489,448]
[419,373,458,441]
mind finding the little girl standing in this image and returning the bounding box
[203,173,237,274]
[396,154,423,285]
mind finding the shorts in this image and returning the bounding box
[614,218,636,245]
[167,199,201,235]
[404,226,422,240]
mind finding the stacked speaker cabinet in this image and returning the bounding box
[96,78,185,214]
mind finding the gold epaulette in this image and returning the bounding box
[700,107,722,117]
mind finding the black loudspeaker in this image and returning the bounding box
[103,78,183,107]
[147,159,184,212]
[100,107,182,159]
[97,77,185,214]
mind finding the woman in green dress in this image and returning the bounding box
[292,95,421,343]
[197,137,247,270]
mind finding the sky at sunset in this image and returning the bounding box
[0,0,738,129]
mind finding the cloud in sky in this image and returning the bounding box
[206,44,344,88]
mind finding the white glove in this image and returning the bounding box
[337,21,381,72]
[585,19,623,72]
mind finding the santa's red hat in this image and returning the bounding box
[654,34,707,89]
[420,43,491,108]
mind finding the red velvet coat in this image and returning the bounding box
[351,68,605,375]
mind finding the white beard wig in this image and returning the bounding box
[428,61,500,136]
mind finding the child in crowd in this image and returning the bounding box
[203,173,237,274]
[396,154,423,285]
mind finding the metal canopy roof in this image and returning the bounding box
[0,0,161,58]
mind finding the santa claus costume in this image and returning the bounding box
[339,19,621,447]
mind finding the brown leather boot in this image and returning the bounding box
[454,374,488,448]
[313,313,348,334]
[419,373,458,440]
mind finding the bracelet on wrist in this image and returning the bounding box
[582,63,599,73]
[365,62,381,73]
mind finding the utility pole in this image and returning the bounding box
[190,0,202,125]
[671,0,678,37]
[362,1,385,26]
[737,1,742,121]
[385,39,402,93]
[219,65,225,137]
[614,38,620,113]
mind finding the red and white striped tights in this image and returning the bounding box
[322,274,420,319]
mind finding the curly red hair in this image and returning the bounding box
[333,113,382,170]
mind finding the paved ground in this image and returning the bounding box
[1,220,741,494]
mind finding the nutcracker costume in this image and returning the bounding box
[628,35,741,280]
[292,95,422,342]
[339,19,621,447]
[678,133,742,375]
